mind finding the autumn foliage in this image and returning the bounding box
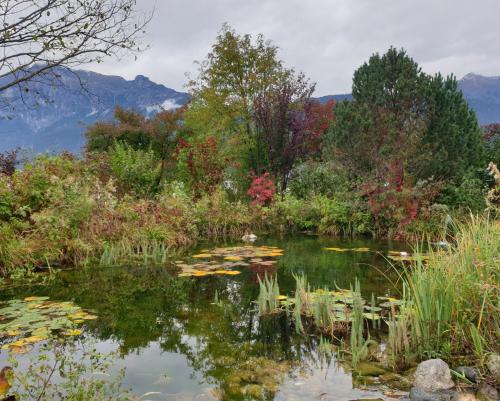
[247,173,276,206]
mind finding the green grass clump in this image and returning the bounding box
[388,216,500,367]
[257,274,280,315]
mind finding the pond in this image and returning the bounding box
[0,234,411,401]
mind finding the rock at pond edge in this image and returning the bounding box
[414,359,455,392]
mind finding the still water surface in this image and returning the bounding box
[0,235,410,401]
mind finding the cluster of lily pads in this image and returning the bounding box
[277,288,404,323]
[175,245,284,278]
[323,246,429,263]
[0,296,97,354]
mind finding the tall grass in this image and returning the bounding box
[99,240,170,267]
[350,279,376,368]
[257,274,280,315]
[388,216,500,366]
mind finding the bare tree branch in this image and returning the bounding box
[0,0,152,103]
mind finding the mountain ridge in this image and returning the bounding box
[0,69,498,153]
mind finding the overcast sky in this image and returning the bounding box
[89,0,500,96]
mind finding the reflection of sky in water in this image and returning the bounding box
[0,235,410,400]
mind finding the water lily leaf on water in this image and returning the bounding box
[324,247,348,252]
[363,313,381,320]
[351,247,371,252]
[364,306,382,312]
[24,296,50,302]
[223,271,241,275]
[379,300,405,308]
[5,330,21,337]
[258,261,276,266]
[224,256,244,261]
[63,329,83,337]
[192,253,213,259]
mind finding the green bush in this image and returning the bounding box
[438,170,487,212]
[289,161,349,199]
[108,142,160,198]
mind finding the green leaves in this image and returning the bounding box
[0,297,97,352]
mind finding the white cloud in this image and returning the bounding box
[88,0,500,96]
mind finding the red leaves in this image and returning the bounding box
[247,172,276,206]
[175,136,225,197]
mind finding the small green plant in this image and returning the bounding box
[257,274,280,315]
[349,279,376,369]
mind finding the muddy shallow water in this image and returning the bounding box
[0,234,411,400]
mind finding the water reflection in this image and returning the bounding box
[0,235,406,400]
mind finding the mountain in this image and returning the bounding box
[458,73,500,125]
[0,67,189,153]
[316,93,353,103]
[317,74,500,126]
[0,69,499,154]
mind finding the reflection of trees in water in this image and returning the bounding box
[0,236,399,399]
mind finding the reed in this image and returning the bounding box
[99,240,170,267]
[257,274,281,315]
[388,216,500,366]
[349,279,376,368]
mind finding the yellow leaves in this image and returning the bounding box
[177,245,284,278]
[323,247,348,252]
[63,329,83,337]
[324,247,371,252]
[0,296,97,354]
[192,253,212,259]
[223,270,241,276]
[275,295,287,300]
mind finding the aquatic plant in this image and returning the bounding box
[0,297,96,353]
[349,279,377,369]
[387,216,500,367]
[99,240,170,266]
[257,274,281,315]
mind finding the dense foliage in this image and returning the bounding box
[0,28,497,277]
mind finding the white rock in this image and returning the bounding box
[414,359,455,392]
[242,234,257,242]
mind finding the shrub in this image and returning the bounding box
[108,142,160,198]
[175,136,226,197]
[289,161,347,199]
[247,172,276,206]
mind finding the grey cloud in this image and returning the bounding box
[89,0,500,96]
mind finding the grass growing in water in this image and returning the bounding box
[388,216,500,367]
[99,240,171,266]
[257,274,281,315]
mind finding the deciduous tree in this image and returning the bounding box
[0,0,151,103]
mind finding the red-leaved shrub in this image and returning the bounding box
[247,172,276,206]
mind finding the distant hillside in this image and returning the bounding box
[315,93,353,103]
[0,70,498,154]
[458,73,500,125]
[0,67,188,153]
[317,74,500,126]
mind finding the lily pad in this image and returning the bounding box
[0,297,96,352]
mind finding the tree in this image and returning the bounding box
[326,47,485,230]
[483,124,500,165]
[86,106,190,181]
[0,0,151,99]
[254,75,334,191]
[185,24,292,173]
[419,74,485,181]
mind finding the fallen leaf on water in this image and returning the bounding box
[192,253,212,259]
[63,329,83,336]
